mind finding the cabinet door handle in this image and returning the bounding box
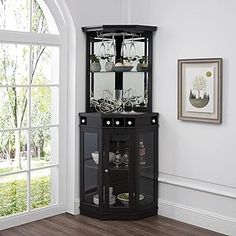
[104,169,109,173]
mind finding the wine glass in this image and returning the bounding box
[121,89,129,113]
[113,89,123,113]
[126,88,137,113]
[99,37,106,58]
[113,150,121,168]
[120,35,128,58]
[122,88,132,113]
[109,35,116,57]
[121,152,129,167]
[129,97,137,113]
[129,36,136,59]
[113,89,123,104]
[106,41,110,57]
[113,142,122,168]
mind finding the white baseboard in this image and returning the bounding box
[159,199,236,236]
[73,198,80,215]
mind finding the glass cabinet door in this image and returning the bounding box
[137,129,156,208]
[82,130,100,207]
[103,130,134,211]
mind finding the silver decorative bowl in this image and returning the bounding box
[117,193,144,205]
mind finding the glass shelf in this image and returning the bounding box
[140,165,153,170]
[109,166,129,171]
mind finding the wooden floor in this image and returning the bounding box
[0,214,225,236]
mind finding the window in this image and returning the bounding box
[0,0,64,219]
[0,0,58,34]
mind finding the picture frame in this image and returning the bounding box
[178,58,223,123]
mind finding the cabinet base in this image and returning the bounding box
[80,207,157,220]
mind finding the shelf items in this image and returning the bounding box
[82,25,157,113]
[79,112,158,220]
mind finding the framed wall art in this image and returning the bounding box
[178,58,223,123]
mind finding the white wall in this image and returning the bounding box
[64,0,123,214]
[64,0,236,234]
[129,0,236,235]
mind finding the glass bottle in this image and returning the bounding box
[139,141,146,165]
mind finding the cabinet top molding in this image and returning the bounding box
[82,25,158,33]
[79,112,159,118]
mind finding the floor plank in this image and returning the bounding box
[0,214,226,236]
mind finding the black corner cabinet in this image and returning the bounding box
[79,112,158,220]
[80,25,158,220]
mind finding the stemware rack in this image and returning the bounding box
[82,25,157,113]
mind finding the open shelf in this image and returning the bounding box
[140,164,153,169]
[140,168,154,179]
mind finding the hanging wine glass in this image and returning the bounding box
[99,37,106,59]
[120,35,128,58]
[106,41,110,56]
[109,35,116,57]
[129,35,136,59]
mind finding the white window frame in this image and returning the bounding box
[0,0,68,230]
